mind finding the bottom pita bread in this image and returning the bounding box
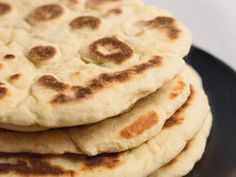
[0,66,210,177]
[150,113,212,177]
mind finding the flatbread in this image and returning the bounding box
[0,69,190,155]
[0,0,191,131]
[150,113,212,177]
[0,66,211,177]
[0,106,211,177]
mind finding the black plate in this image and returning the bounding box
[184,47,236,177]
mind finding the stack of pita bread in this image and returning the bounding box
[0,0,212,176]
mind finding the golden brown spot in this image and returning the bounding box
[169,80,186,99]
[38,75,69,91]
[108,8,122,15]
[51,94,71,103]
[0,82,4,85]
[28,46,56,64]
[3,54,15,60]
[0,154,74,176]
[120,112,158,139]
[164,86,195,128]
[82,153,120,170]
[27,4,63,22]
[141,16,181,40]
[73,72,81,77]
[89,37,133,64]
[70,16,101,30]
[88,0,121,7]
[131,57,162,73]
[69,0,80,3]
[104,8,122,17]
[0,3,11,16]
[9,74,21,81]
[51,57,162,104]
[72,86,93,99]
[0,64,3,70]
[0,87,7,100]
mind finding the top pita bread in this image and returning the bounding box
[0,0,191,130]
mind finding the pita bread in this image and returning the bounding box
[0,66,211,177]
[0,0,191,131]
[150,113,212,177]
[0,69,190,155]
[0,103,210,177]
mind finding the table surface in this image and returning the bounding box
[144,0,236,71]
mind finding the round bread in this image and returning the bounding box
[150,113,212,177]
[0,0,191,130]
[0,69,190,155]
[0,96,210,177]
[0,66,211,177]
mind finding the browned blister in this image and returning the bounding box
[0,87,7,100]
[0,3,11,16]
[88,0,121,7]
[120,112,159,139]
[50,57,162,104]
[3,54,15,60]
[164,86,195,128]
[70,16,101,30]
[28,46,57,64]
[141,16,181,40]
[82,153,121,170]
[0,154,74,176]
[169,79,186,99]
[38,75,69,92]
[9,74,21,82]
[27,4,64,22]
[89,37,133,64]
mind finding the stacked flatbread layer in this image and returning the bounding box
[0,0,211,176]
